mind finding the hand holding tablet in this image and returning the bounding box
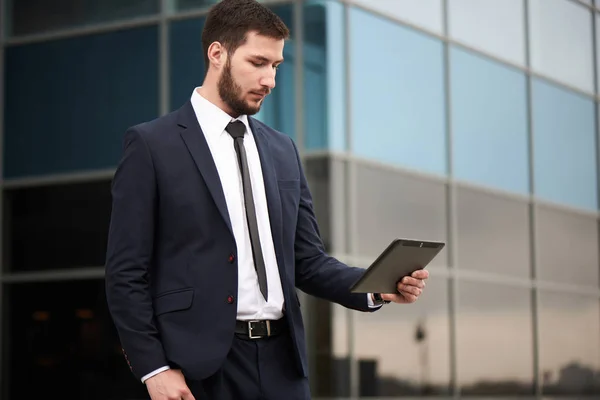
[350,238,445,298]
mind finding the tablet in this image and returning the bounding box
[349,238,445,294]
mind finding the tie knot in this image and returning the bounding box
[226,120,246,140]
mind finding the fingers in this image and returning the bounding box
[397,283,422,297]
[399,292,418,303]
[411,269,429,280]
[400,276,426,289]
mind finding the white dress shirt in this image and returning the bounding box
[191,87,286,321]
[141,88,378,383]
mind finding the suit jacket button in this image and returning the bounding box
[228,254,235,263]
[227,295,234,304]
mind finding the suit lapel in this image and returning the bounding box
[177,101,234,236]
[249,118,286,280]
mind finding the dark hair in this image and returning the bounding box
[202,0,290,71]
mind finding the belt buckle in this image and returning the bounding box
[247,320,271,339]
[248,320,260,339]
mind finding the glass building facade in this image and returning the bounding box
[1,0,599,398]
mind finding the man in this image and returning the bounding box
[105,0,429,399]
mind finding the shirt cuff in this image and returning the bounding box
[367,293,382,308]
[141,366,170,383]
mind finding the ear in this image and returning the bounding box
[207,41,226,69]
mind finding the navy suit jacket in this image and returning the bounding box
[105,100,373,382]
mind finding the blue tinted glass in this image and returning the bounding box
[7,0,159,37]
[169,17,206,109]
[303,2,327,150]
[169,5,296,140]
[4,26,159,179]
[303,0,346,151]
[349,7,447,175]
[532,79,597,210]
[450,46,529,194]
[174,0,217,11]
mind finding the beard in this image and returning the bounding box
[218,59,264,117]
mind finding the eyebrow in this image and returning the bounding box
[250,55,284,64]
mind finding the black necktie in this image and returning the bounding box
[225,120,268,301]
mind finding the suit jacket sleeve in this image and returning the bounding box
[105,127,168,380]
[290,138,373,312]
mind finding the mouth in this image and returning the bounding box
[249,91,268,99]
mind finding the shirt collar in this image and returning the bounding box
[190,87,251,138]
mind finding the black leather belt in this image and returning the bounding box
[235,318,287,339]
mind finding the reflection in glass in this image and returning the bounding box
[450,46,529,194]
[348,0,443,34]
[173,0,284,12]
[457,281,534,395]
[303,1,329,150]
[169,17,207,111]
[535,205,599,287]
[173,0,217,11]
[4,280,148,400]
[304,158,332,253]
[354,276,451,396]
[3,181,112,272]
[529,0,594,93]
[5,26,159,178]
[456,186,531,277]
[6,0,159,36]
[349,7,447,175]
[355,163,448,267]
[304,156,351,397]
[597,13,600,93]
[448,0,525,66]
[531,78,597,211]
[538,291,600,395]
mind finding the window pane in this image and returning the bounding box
[529,0,594,93]
[355,162,448,267]
[168,4,296,140]
[169,17,206,111]
[3,181,112,272]
[457,281,534,395]
[538,291,600,396]
[4,26,159,179]
[6,0,159,37]
[448,0,525,66]
[531,78,597,211]
[596,13,600,93]
[354,276,451,396]
[456,186,531,277]
[3,279,148,399]
[303,155,352,397]
[171,0,283,12]
[304,157,332,251]
[303,0,345,151]
[348,0,443,35]
[349,7,447,175]
[331,304,350,396]
[450,46,529,194]
[172,0,215,11]
[535,205,599,287]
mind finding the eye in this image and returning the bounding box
[251,61,264,67]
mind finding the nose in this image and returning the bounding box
[260,69,276,90]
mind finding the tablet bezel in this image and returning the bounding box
[349,238,445,294]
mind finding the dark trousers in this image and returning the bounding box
[187,332,310,400]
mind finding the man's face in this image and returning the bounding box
[218,31,285,116]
